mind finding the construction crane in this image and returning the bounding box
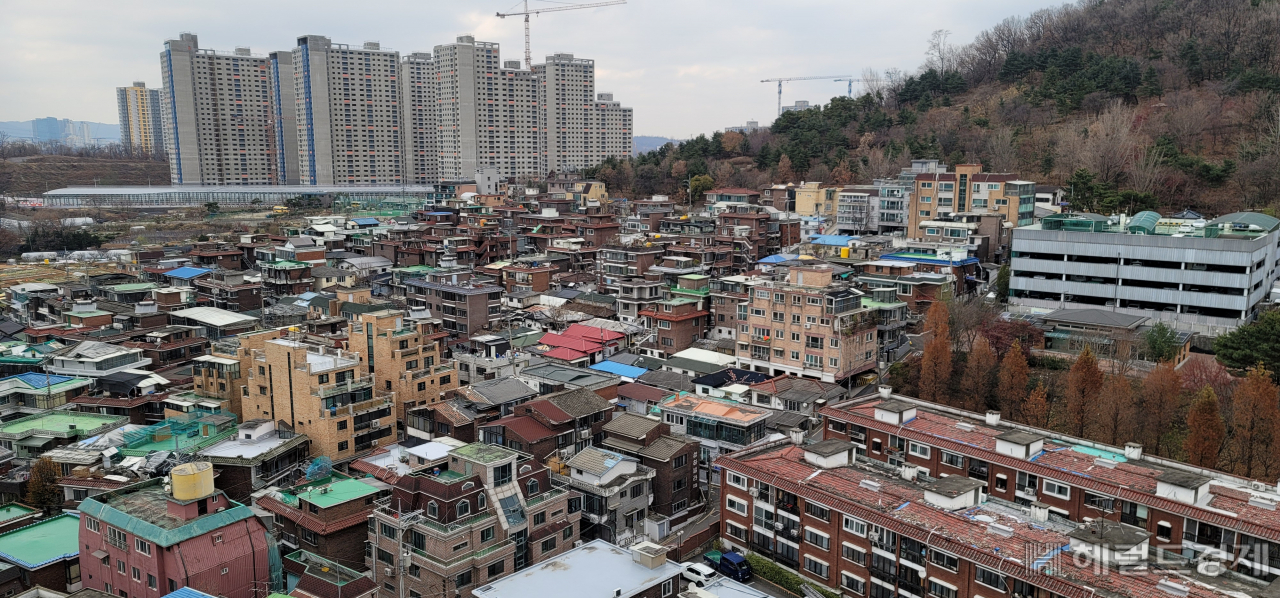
[834,78,865,98]
[760,76,851,116]
[497,0,627,70]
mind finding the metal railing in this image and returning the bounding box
[313,375,374,398]
[319,394,387,419]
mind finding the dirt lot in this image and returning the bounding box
[0,155,169,196]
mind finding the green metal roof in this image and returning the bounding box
[1126,211,1161,235]
[107,283,158,292]
[0,411,124,439]
[1207,211,1280,233]
[0,513,81,569]
[0,504,35,523]
[78,479,258,547]
[291,478,379,509]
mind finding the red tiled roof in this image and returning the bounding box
[717,443,1225,598]
[59,476,133,489]
[562,323,625,342]
[524,399,573,425]
[541,346,589,361]
[538,333,605,353]
[824,398,1280,542]
[486,414,556,442]
[706,188,760,195]
[616,383,673,404]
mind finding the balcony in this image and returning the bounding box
[313,375,374,398]
[319,394,388,419]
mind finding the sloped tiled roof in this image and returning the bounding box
[544,387,613,418]
[602,412,660,439]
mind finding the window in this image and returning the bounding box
[908,442,931,458]
[804,556,829,578]
[929,580,957,598]
[117,560,126,574]
[658,320,671,329]
[563,527,573,541]
[804,502,830,521]
[804,527,830,550]
[842,572,866,594]
[842,515,867,536]
[726,496,748,516]
[301,528,317,544]
[842,543,866,565]
[940,451,963,468]
[458,500,470,517]
[673,478,686,492]
[925,228,939,236]
[378,548,393,564]
[930,549,958,571]
[1043,479,1071,499]
[727,473,747,489]
[665,413,685,426]
[168,580,176,593]
[1156,521,1172,541]
[132,567,141,581]
[661,579,674,597]
[86,518,100,533]
[673,499,687,512]
[630,484,644,498]
[673,454,687,469]
[107,527,128,549]
[409,564,421,578]
[975,566,1008,591]
[534,511,546,526]
[727,523,748,540]
[455,570,473,588]
[487,560,504,577]
[428,501,438,518]
[494,463,512,485]
[527,478,539,495]
[338,441,349,451]
[147,575,157,590]
[541,537,556,552]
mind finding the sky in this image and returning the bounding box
[0,0,1069,138]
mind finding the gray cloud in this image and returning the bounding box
[0,0,1068,137]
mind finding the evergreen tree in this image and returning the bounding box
[1139,66,1163,98]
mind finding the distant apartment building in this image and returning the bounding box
[401,52,438,185]
[292,36,402,185]
[268,50,301,185]
[735,263,877,383]
[1010,211,1280,336]
[535,52,633,174]
[160,33,276,185]
[116,81,165,157]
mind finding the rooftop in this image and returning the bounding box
[0,513,80,569]
[292,478,381,509]
[0,411,124,439]
[472,540,684,598]
[451,442,517,465]
[660,392,771,425]
[80,478,255,544]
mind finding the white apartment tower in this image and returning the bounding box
[535,52,632,175]
[400,52,438,185]
[268,51,301,185]
[116,81,165,158]
[431,36,499,181]
[160,33,276,185]
[292,36,403,185]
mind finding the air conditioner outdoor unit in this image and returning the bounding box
[749,488,759,498]
[384,568,394,577]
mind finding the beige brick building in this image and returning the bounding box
[116,81,165,157]
[347,310,459,434]
[735,264,878,383]
[244,337,393,462]
[907,163,1037,237]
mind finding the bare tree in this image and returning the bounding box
[861,68,885,102]
[1085,101,1140,186]
[1162,91,1213,153]
[1126,145,1167,195]
[925,30,956,74]
[986,128,1019,173]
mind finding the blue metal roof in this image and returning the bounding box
[757,254,797,264]
[163,587,220,598]
[164,266,212,280]
[351,218,381,225]
[808,234,859,246]
[10,372,76,388]
[880,252,980,267]
[589,361,647,379]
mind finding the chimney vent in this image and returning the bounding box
[1124,442,1144,460]
[985,411,1001,426]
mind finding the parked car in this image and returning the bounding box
[680,562,719,587]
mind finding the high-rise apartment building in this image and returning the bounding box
[160,33,276,185]
[116,81,165,157]
[401,52,438,185]
[268,51,300,185]
[536,52,635,174]
[292,36,402,185]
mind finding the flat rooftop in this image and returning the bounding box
[290,478,381,509]
[0,411,122,437]
[661,392,771,425]
[198,432,295,460]
[472,540,684,598]
[0,513,81,569]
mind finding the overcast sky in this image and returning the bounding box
[0,0,1068,138]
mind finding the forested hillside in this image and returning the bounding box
[589,0,1280,216]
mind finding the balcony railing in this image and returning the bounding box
[313,375,374,398]
[319,394,388,419]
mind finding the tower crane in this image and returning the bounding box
[497,0,627,70]
[833,78,865,98]
[760,76,851,116]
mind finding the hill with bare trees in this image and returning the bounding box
[590,0,1280,217]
